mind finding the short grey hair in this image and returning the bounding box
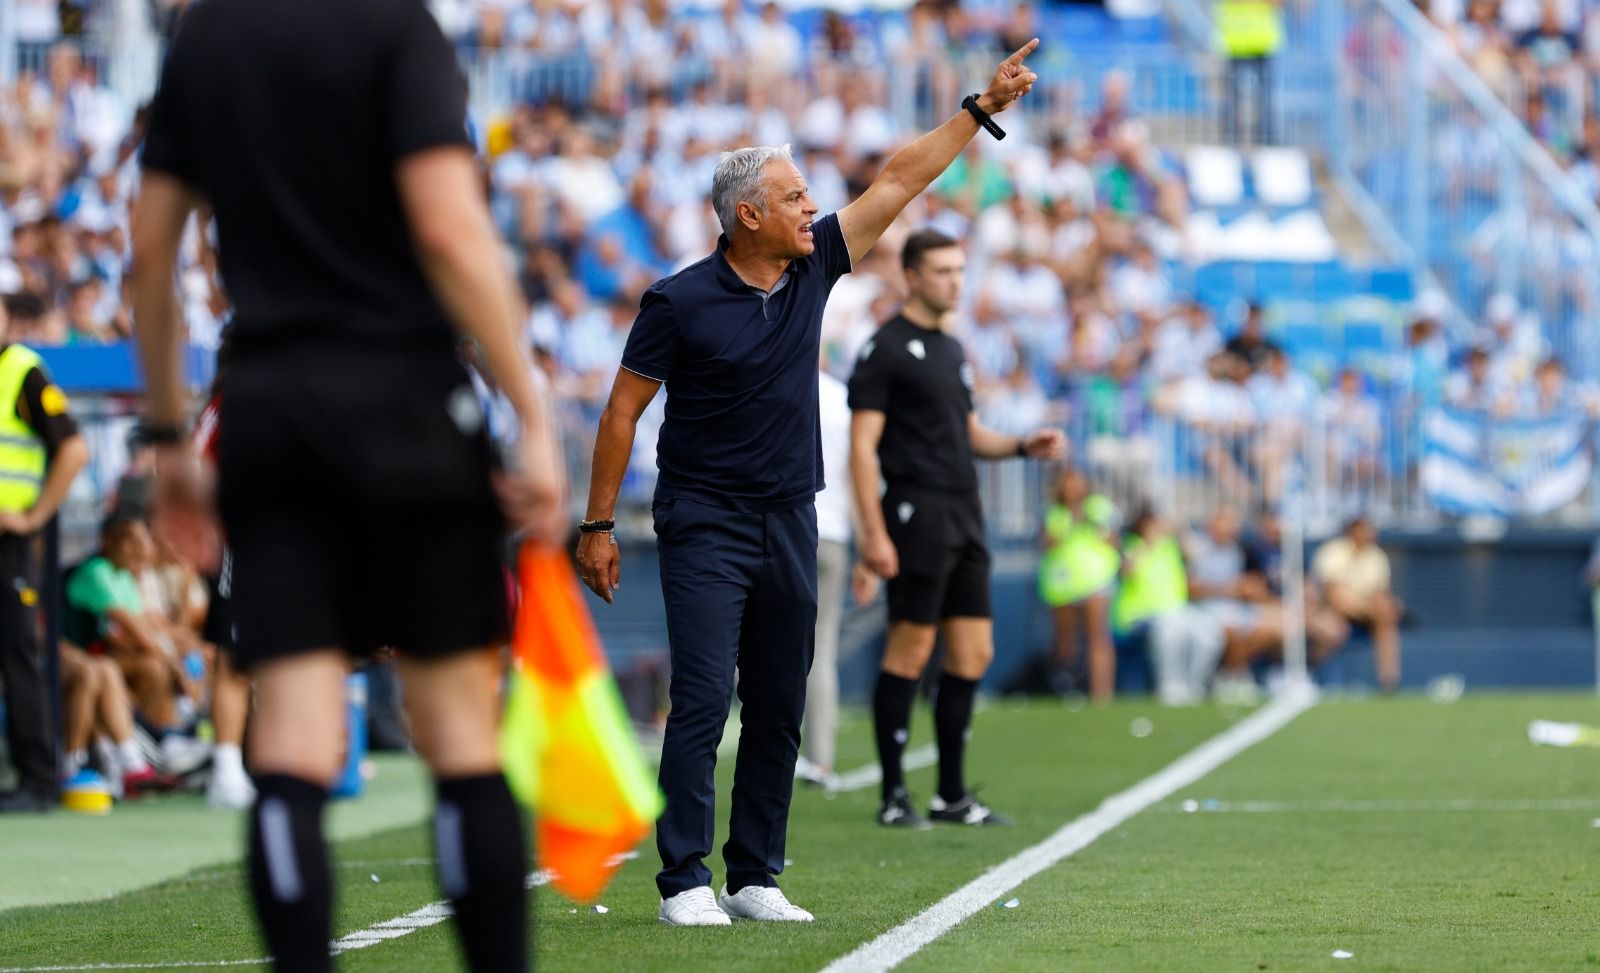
[711,145,794,236]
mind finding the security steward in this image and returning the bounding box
[579,44,1044,926]
[0,329,89,814]
[849,229,1063,829]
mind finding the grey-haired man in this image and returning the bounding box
[576,40,1040,926]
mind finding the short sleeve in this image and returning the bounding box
[847,333,894,412]
[808,213,852,288]
[1310,542,1338,584]
[17,367,78,457]
[386,1,472,162]
[620,288,678,383]
[140,28,199,184]
[67,561,119,617]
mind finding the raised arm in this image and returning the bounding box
[837,39,1039,265]
[576,368,662,603]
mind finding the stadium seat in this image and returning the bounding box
[1251,147,1315,208]
[1185,146,1246,208]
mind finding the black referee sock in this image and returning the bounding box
[248,774,332,973]
[874,671,919,803]
[434,773,528,973]
[935,671,979,804]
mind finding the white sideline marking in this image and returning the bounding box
[330,871,553,955]
[832,745,938,793]
[0,962,269,971]
[818,690,1316,973]
[1156,797,1600,814]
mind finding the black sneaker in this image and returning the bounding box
[0,788,55,814]
[877,787,932,829]
[929,792,1013,826]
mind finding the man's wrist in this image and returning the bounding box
[976,94,999,114]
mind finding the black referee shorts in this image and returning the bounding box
[882,483,992,626]
[216,341,509,670]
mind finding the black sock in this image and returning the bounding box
[934,671,978,804]
[248,774,332,973]
[434,773,528,973]
[874,672,918,803]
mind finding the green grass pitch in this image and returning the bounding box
[2,694,1598,972]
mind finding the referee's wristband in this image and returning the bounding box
[1014,437,1029,458]
[578,519,615,534]
[135,419,190,447]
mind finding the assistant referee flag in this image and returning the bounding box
[500,543,663,902]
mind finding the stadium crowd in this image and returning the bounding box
[0,1,1593,812]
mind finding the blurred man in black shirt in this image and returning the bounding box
[849,230,1063,828]
[130,2,565,969]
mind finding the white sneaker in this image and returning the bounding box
[160,734,212,777]
[207,765,256,810]
[658,886,732,926]
[718,884,814,922]
[1212,674,1263,706]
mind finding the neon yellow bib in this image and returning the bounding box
[0,346,47,514]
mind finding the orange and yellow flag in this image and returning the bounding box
[499,542,663,903]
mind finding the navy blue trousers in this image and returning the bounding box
[653,498,818,898]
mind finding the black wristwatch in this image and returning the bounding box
[578,519,615,534]
[134,419,189,447]
[963,94,1006,141]
[1014,437,1029,458]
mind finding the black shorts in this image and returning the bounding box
[216,341,509,670]
[882,483,991,625]
[201,548,235,653]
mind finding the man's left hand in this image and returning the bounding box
[1022,428,1067,461]
[0,511,35,535]
[979,38,1040,115]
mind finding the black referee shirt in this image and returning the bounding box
[847,314,978,494]
[140,0,471,350]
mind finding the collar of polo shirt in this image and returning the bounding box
[714,233,802,296]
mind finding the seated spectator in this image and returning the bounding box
[65,515,209,773]
[1081,345,1155,495]
[1162,351,1255,501]
[1186,507,1282,703]
[1324,367,1383,502]
[1247,346,1318,505]
[1112,506,1225,706]
[1445,345,1513,414]
[58,640,164,797]
[1520,356,1600,417]
[1038,468,1121,700]
[1222,509,1351,677]
[1149,299,1223,387]
[1312,515,1403,691]
[1225,302,1274,372]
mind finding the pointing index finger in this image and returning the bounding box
[1005,37,1040,67]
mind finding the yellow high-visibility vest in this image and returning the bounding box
[0,345,49,514]
[1217,0,1283,58]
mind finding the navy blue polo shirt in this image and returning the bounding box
[621,213,852,512]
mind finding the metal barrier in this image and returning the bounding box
[1328,0,1600,379]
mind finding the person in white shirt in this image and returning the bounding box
[800,365,876,789]
[1247,346,1318,505]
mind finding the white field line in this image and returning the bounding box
[1155,797,1600,814]
[832,745,938,793]
[818,690,1317,973]
[0,962,270,972]
[0,867,581,972]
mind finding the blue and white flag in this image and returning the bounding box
[1420,409,1593,517]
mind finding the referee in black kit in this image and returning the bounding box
[129,2,565,971]
[577,37,1042,927]
[849,230,1063,829]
